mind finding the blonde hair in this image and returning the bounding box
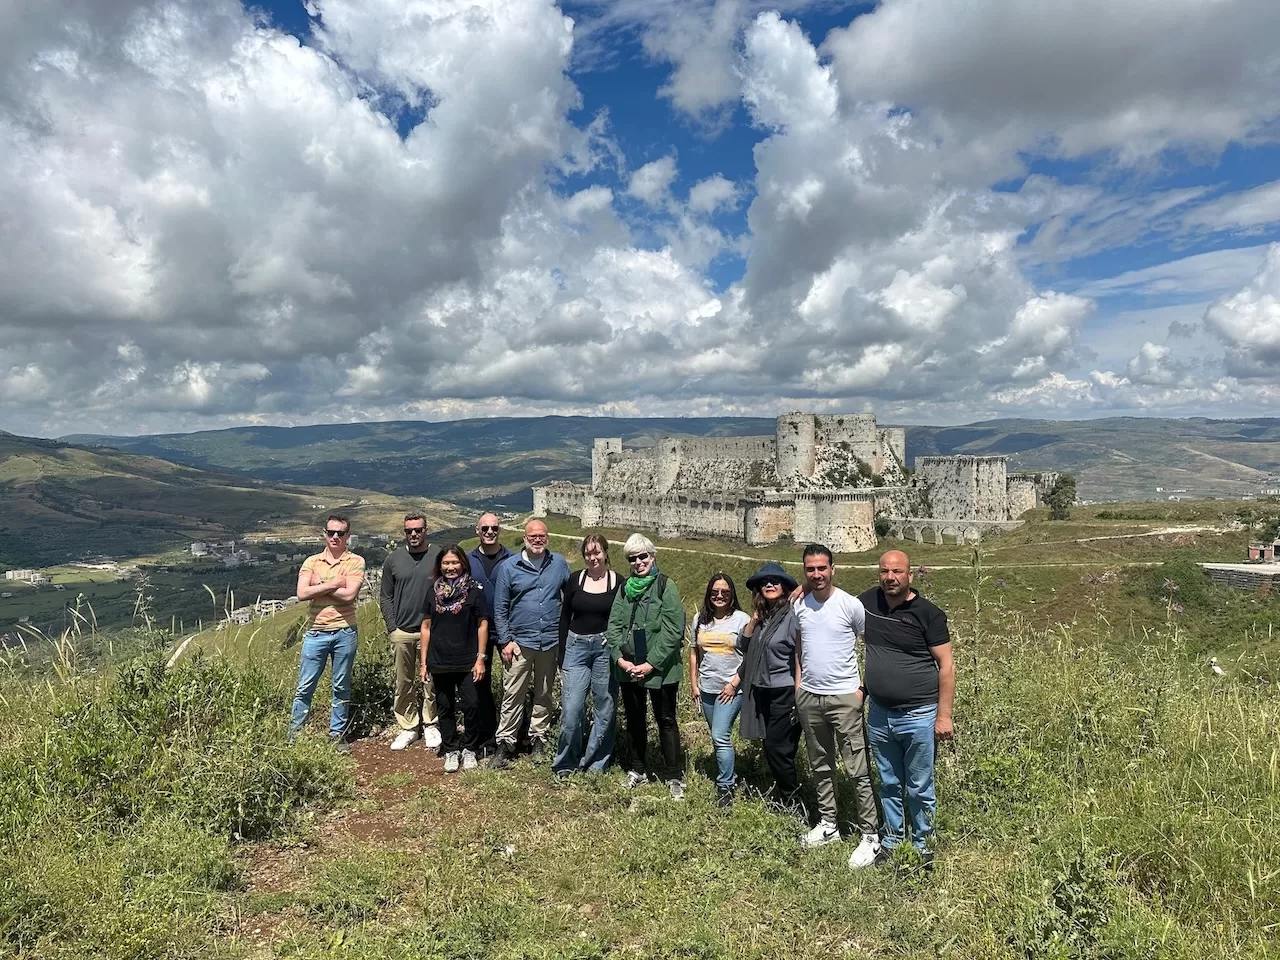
[623,533,655,557]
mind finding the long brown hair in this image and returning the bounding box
[699,572,740,627]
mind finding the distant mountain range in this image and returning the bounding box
[63,414,1280,506]
[0,432,458,569]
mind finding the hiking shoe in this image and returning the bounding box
[920,851,935,874]
[623,770,648,790]
[848,833,881,870]
[461,749,478,770]
[801,820,840,849]
[331,739,352,756]
[716,787,734,809]
[669,779,686,801]
[423,726,442,750]
[390,729,420,752]
[529,737,548,763]
[443,751,461,773]
[553,769,573,783]
[488,745,516,771]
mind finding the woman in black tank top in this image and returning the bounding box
[552,534,622,776]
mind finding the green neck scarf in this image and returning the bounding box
[624,571,658,600]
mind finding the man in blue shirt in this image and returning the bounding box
[489,519,570,769]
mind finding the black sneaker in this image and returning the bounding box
[921,851,935,873]
[488,745,516,770]
[716,787,734,809]
[873,845,894,867]
[332,739,352,755]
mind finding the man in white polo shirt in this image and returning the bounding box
[794,542,881,869]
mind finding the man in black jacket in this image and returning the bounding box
[380,513,442,752]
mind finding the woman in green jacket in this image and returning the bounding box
[607,533,687,797]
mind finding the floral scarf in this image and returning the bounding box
[434,574,475,615]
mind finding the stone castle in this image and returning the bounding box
[532,413,1058,553]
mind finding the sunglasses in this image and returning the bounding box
[479,525,499,533]
[324,529,349,538]
[759,578,784,588]
[404,527,425,535]
[710,589,732,598]
[627,552,652,563]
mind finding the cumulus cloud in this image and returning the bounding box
[3,0,1280,437]
[1204,243,1280,375]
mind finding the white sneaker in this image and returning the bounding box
[801,820,840,849]
[668,779,686,800]
[423,726,442,750]
[848,833,882,869]
[461,749,478,771]
[443,751,461,773]
[623,770,647,790]
[390,729,420,752]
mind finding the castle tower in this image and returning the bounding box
[591,438,622,489]
[775,413,816,480]
[813,493,878,554]
[655,438,681,493]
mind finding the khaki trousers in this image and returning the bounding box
[495,645,558,747]
[797,687,879,834]
[391,628,437,731]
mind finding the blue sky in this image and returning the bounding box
[3,0,1280,435]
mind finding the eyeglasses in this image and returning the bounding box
[627,552,652,563]
[525,534,548,542]
[324,529,349,538]
[710,589,732,598]
[404,527,425,535]
[479,525,499,533]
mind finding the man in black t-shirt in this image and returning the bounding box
[857,550,954,869]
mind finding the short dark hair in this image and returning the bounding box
[403,512,426,524]
[580,533,609,560]
[700,572,740,627]
[801,543,833,564]
[327,513,351,532]
[432,544,472,579]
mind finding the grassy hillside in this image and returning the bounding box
[4,513,1277,959]
[0,431,462,569]
[65,414,1280,505]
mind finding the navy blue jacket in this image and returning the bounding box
[468,543,514,620]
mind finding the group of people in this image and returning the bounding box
[288,511,955,869]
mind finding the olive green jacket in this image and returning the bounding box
[606,574,686,689]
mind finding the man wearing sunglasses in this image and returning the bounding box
[489,519,570,769]
[290,514,365,750]
[467,513,514,753]
[380,512,443,752]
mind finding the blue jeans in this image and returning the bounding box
[289,627,358,739]
[699,691,743,789]
[866,699,938,852]
[553,631,617,773]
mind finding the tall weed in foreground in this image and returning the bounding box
[0,643,351,959]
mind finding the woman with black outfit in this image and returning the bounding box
[419,545,488,773]
[738,561,803,800]
[552,533,622,776]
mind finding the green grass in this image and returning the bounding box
[4,517,1280,958]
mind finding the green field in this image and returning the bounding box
[3,505,1278,959]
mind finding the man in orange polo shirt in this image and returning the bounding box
[290,513,365,751]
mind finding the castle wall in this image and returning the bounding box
[815,414,880,467]
[878,428,906,468]
[533,482,586,518]
[745,501,795,546]
[1007,476,1038,518]
[676,436,775,461]
[814,497,878,554]
[917,456,1010,521]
